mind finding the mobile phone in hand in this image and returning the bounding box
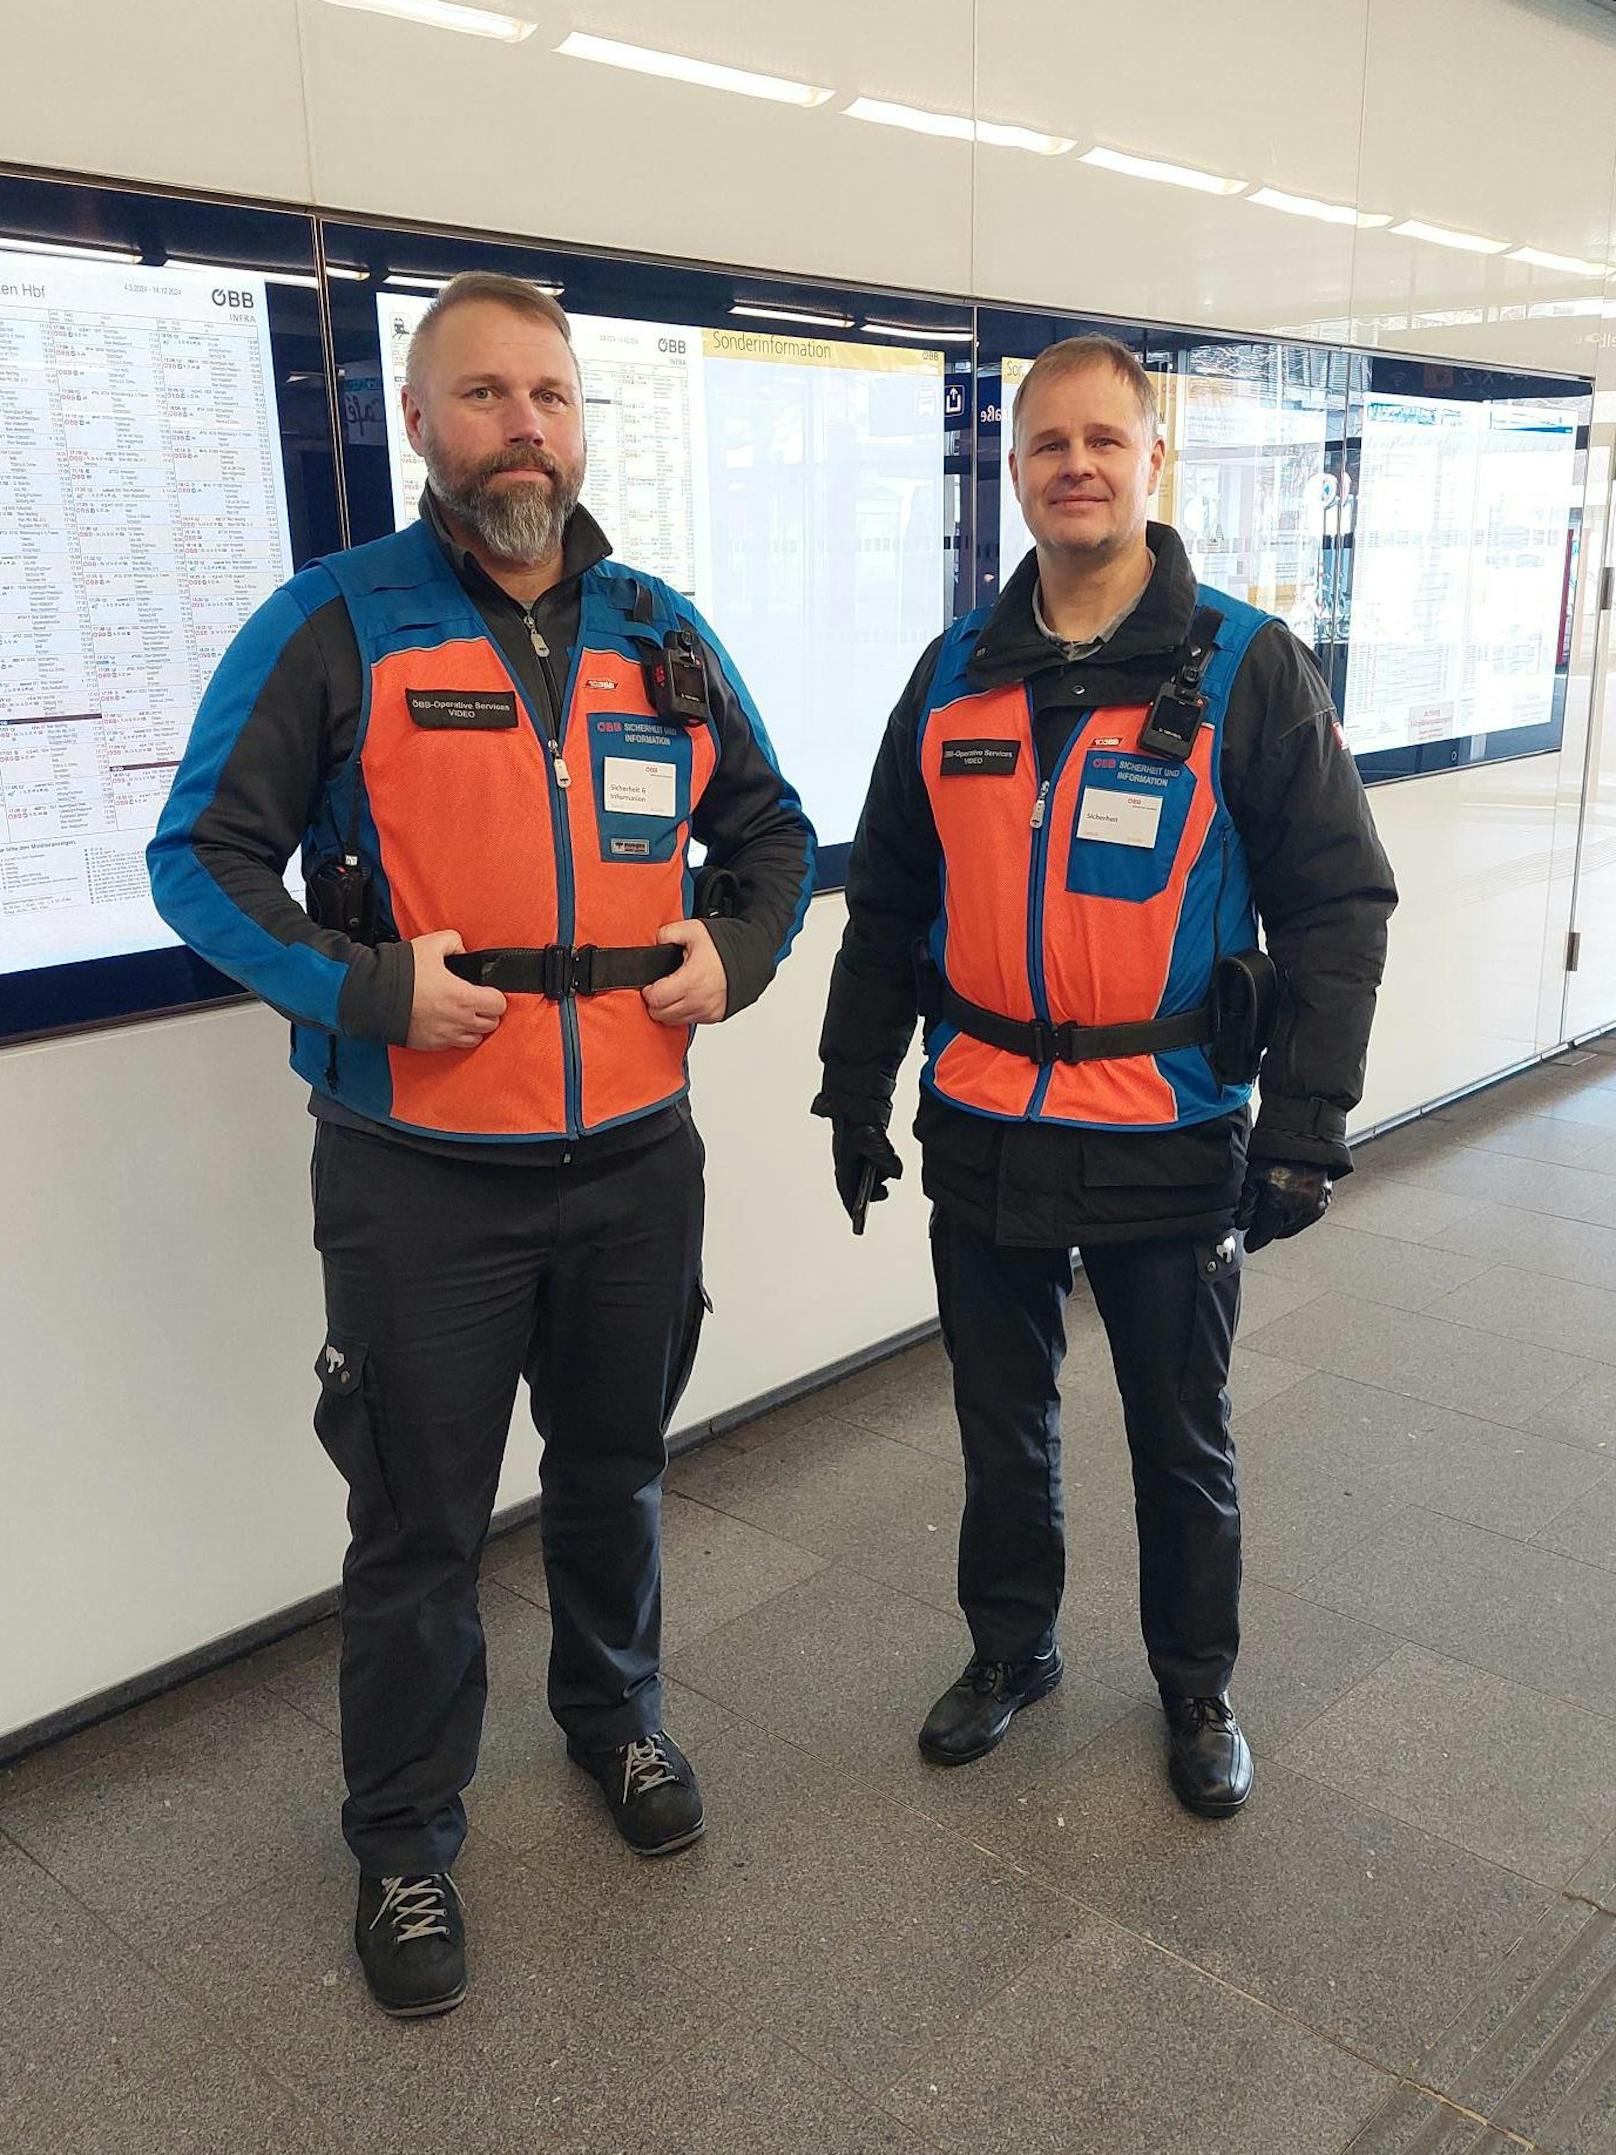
[852,1160,876,1236]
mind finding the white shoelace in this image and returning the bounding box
[370,1873,461,1943]
[621,1735,679,1804]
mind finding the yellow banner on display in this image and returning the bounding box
[1148,366,1181,525]
[701,327,943,374]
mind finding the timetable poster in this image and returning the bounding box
[380,297,948,847]
[0,253,293,975]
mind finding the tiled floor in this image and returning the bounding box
[9,1046,1616,2153]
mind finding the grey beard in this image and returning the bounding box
[429,465,580,565]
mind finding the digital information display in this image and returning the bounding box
[1342,393,1577,758]
[1,208,1588,1042]
[0,253,292,981]
[380,298,949,850]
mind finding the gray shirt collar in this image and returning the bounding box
[1032,551,1154,661]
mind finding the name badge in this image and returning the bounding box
[1076,787,1164,848]
[940,738,1020,776]
[404,689,518,730]
[603,756,677,817]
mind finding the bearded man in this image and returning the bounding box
[150,273,814,2015]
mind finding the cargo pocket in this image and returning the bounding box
[663,1280,713,1430]
[312,1339,400,1534]
[1179,1234,1242,1402]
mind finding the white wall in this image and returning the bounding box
[8,0,1616,1739]
[1568,402,1616,1040]
[0,902,935,1739]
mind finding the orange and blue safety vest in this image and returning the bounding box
[152,522,809,1142]
[917,587,1270,1132]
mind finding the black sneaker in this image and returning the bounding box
[353,1872,467,2017]
[567,1730,705,1855]
[918,1649,1064,1766]
[1162,1692,1254,1817]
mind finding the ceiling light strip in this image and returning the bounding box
[556,31,832,106]
[323,0,538,41]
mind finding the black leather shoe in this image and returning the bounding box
[1162,1692,1253,1816]
[354,1872,466,2017]
[567,1730,705,1855]
[918,1649,1063,1766]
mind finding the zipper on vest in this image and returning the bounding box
[1025,698,1064,1120]
[1025,703,1092,1118]
[510,598,583,1139]
[1026,780,1054,1026]
[521,608,572,789]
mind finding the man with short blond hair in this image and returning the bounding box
[152,272,814,2014]
[1013,333,1161,440]
[817,333,1394,1816]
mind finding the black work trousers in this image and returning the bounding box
[930,1205,1243,1698]
[310,1114,706,1876]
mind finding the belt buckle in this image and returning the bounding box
[570,945,599,996]
[540,944,572,999]
[1028,1019,1057,1067]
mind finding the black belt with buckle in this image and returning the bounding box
[929,975,1213,1066]
[444,943,682,997]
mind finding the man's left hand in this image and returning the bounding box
[1237,1161,1332,1253]
[643,918,729,1027]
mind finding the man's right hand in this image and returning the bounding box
[405,930,507,1051]
[831,1119,904,1226]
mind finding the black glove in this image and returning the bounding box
[831,1120,904,1230]
[1237,1161,1332,1254]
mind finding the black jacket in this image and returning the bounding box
[814,525,1398,1245]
